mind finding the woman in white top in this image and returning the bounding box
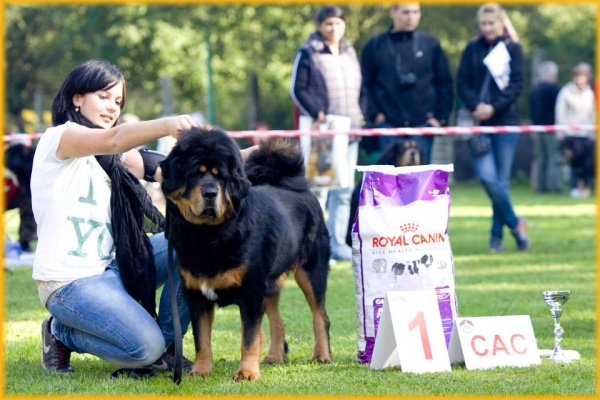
[555,62,596,198]
[32,59,196,375]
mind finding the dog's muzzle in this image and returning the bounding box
[201,187,218,218]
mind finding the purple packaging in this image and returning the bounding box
[350,164,458,364]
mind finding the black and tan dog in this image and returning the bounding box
[560,137,595,197]
[4,142,37,252]
[160,127,332,381]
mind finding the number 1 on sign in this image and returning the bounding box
[408,311,433,360]
[370,291,451,372]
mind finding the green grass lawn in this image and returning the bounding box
[2,182,596,397]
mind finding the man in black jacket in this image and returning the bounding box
[361,3,453,163]
[529,61,562,193]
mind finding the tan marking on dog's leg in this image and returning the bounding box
[294,268,332,363]
[191,307,214,376]
[233,324,264,381]
[263,294,286,363]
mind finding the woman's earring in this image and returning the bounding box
[75,107,79,112]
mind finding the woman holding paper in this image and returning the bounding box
[456,3,529,254]
[290,5,364,261]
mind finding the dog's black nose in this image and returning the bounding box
[202,188,217,200]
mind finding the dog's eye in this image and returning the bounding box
[199,165,207,174]
[212,167,219,176]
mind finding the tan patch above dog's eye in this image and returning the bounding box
[212,167,219,175]
[199,165,207,173]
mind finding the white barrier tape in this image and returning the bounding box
[228,124,596,138]
[4,124,596,141]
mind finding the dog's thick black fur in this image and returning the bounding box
[160,127,332,381]
[560,137,595,195]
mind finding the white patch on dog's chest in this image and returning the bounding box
[201,283,219,301]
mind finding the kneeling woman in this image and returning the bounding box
[31,59,195,374]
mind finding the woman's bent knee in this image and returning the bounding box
[112,319,166,367]
[126,333,165,367]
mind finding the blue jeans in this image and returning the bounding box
[470,133,520,239]
[45,232,190,367]
[376,122,434,164]
[533,133,562,193]
[314,142,358,261]
[326,186,353,260]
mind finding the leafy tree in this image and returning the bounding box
[4,4,596,133]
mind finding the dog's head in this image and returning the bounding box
[378,139,424,167]
[5,143,35,189]
[160,127,251,226]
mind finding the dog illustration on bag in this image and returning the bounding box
[391,254,434,282]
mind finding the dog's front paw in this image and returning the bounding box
[232,367,260,381]
[310,354,333,364]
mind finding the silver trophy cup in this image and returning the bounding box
[542,290,579,362]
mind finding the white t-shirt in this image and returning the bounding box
[31,122,115,282]
[555,82,596,139]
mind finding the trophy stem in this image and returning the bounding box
[552,311,564,358]
[542,291,579,363]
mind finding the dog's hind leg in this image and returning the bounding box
[293,268,332,363]
[262,294,288,364]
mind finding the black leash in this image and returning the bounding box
[166,209,183,384]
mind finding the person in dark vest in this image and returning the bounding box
[290,5,364,262]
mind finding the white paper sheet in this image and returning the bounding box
[483,41,511,90]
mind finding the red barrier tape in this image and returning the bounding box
[4,124,596,142]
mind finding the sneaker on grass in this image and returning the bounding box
[151,343,193,372]
[41,317,74,373]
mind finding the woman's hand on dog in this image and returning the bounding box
[166,115,196,139]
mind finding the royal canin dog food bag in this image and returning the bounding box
[350,164,458,364]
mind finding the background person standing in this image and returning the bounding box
[361,2,453,163]
[529,60,562,193]
[555,62,596,198]
[290,5,364,262]
[456,3,529,254]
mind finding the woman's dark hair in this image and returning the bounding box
[51,59,126,127]
[315,5,344,25]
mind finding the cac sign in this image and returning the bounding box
[448,315,541,370]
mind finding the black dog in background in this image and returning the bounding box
[346,139,424,247]
[560,137,595,197]
[4,143,37,252]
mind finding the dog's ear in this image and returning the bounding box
[227,155,251,205]
[418,143,426,160]
[159,151,182,198]
[378,141,403,166]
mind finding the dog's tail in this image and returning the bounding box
[244,138,309,191]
